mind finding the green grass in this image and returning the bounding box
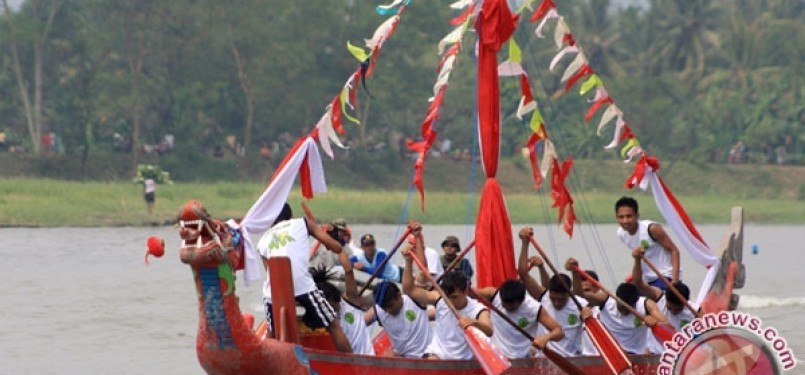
[0,178,802,227]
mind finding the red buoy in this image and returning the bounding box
[145,236,165,265]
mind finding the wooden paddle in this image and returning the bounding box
[467,288,585,375]
[637,247,701,318]
[409,252,511,375]
[357,227,412,296]
[436,239,476,283]
[529,237,632,375]
[571,265,675,343]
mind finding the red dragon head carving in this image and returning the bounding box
[176,200,244,270]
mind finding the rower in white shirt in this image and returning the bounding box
[373,281,433,358]
[567,257,668,355]
[401,222,493,360]
[515,227,591,357]
[474,279,563,358]
[631,247,698,354]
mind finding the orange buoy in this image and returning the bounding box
[145,236,165,265]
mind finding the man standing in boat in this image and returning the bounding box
[256,203,353,353]
[400,224,494,360]
[516,227,593,357]
[615,196,682,290]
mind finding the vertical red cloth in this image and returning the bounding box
[474,179,518,287]
[474,0,517,288]
[476,0,515,177]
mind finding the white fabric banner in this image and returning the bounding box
[238,137,327,285]
[639,167,719,305]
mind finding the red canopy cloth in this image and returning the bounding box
[474,0,518,288]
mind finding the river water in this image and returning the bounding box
[1,224,803,374]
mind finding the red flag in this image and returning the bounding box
[565,65,593,92]
[529,0,556,23]
[526,133,543,188]
[520,74,534,106]
[585,96,612,122]
[330,97,345,135]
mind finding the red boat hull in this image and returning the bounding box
[303,347,659,374]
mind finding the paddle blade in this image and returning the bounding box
[583,317,632,374]
[651,322,676,343]
[372,330,394,357]
[464,326,511,375]
[542,347,586,375]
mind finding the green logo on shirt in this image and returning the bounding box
[266,231,295,251]
[518,317,529,328]
[680,319,690,328]
[344,312,355,325]
[634,317,643,327]
[405,310,416,322]
[567,314,578,325]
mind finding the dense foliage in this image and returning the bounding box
[0,0,802,180]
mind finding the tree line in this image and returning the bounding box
[0,0,802,179]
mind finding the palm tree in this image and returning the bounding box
[644,0,720,78]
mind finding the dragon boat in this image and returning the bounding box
[157,0,749,373]
[167,199,745,375]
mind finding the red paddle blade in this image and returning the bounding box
[651,322,676,343]
[464,326,511,375]
[372,330,393,356]
[584,317,632,374]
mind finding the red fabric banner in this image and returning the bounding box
[474,0,517,288]
[476,0,515,177]
[474,179,518,287]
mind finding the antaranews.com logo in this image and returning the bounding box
[659,311,797,374]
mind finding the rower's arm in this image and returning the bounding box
[473,310,494,337]
[631,248,662,301]
[566,257,607,306]
[402,245,439,305]
[475,287,497,301]
[518,227,546,298]
[645,298,668,324]
[533,308,564,349]
[308,218,343,255]
[650,224,681,283]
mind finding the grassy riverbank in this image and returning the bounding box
[0,177,802,227]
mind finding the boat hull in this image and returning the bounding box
[303,347,659,374]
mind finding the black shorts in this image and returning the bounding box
[144,192,155,203]
[264,289,337,333]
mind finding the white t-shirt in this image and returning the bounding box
[340,300,375,355]
[144,178,156,194]
[491,292,542,358]
[426,297,486,360]
[537,291,589,356]
[617,220,681,282]
[375,295,432,358]
[647,294,697,354]
[257,218,316,301]
[598,296,650,354]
